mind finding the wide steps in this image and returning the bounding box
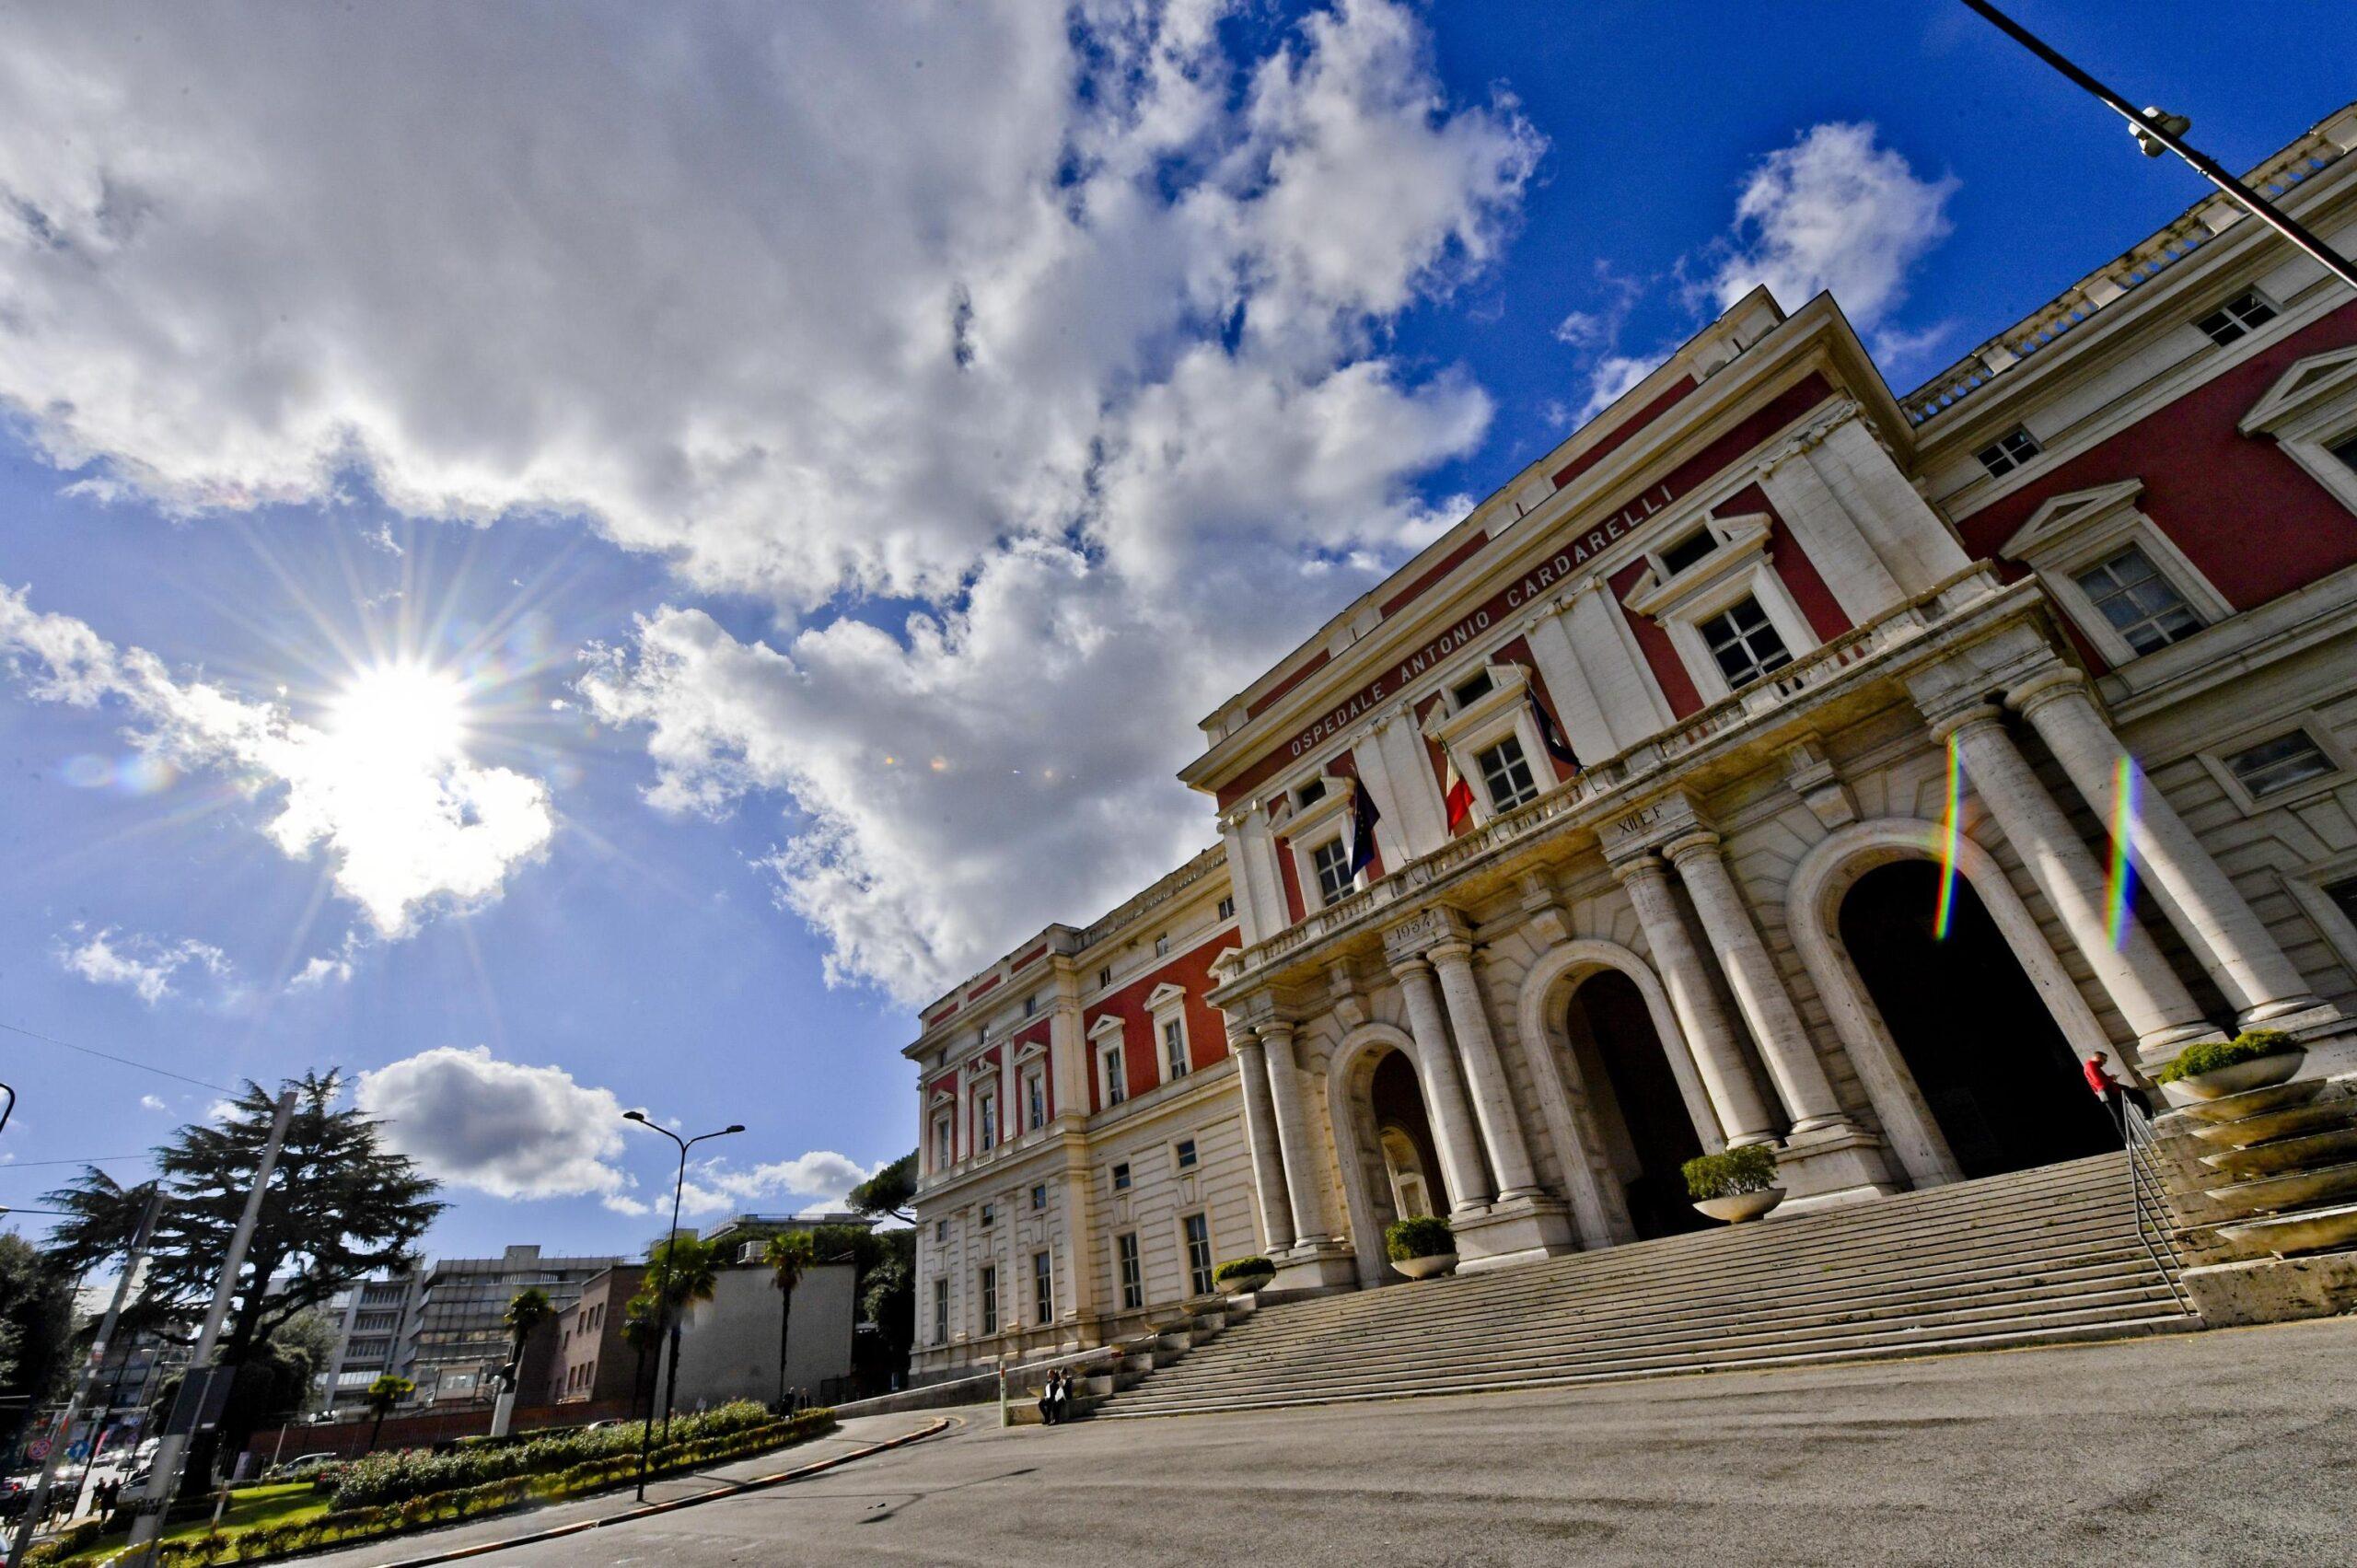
[1094,1154,2191,1419]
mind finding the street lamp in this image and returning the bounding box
[621,1110,742,1501]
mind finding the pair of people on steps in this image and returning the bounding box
[1037,1367,1073,1425]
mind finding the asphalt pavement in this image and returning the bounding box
[304,1316,2357,1567]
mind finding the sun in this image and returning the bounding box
[328,660,470,764]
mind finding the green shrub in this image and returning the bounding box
[330,1399,780,1509]
[1213,1256,1274,1283]
[22,1520,103,1567]
[1384,1215,1455,1261]
[2154,1029,2299,1085]
[1682,1144,1779,1201]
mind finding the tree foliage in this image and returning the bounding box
[847,1152,917,1224]
[0,1231,75,1446]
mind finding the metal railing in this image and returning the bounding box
[2118,1098,2194,1315]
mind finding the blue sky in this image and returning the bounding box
[3,1,2351,1261]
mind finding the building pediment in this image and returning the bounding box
[2240,345,2357,436]
[2001,479,2144,561]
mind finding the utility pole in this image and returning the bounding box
[6,1189,164,1568]
[118,1088,296,1568]
[1959,0,2357,292]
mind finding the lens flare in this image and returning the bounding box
[2105,753,2138,948]
[1933,733,1963,940]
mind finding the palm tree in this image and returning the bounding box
[501,1286,555,1388]
[620,1291,660,1431]
[644,1234,719,1440]
[362,1374,414,1454]
[761,1230,818,1411]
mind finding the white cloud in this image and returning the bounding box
[1577,352,1668,422]
[1709,122,1956,338]
[356,1045,635,1203]
[0,1,1537,1002]
[57,925,228,1005]
[1,587,554,935]
[679,1151,879,1218]
[140,1094,168,1111]
[288,956,353,991]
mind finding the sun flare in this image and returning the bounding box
[329,660,470,764]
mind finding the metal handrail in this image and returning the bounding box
[2118,1099,2193,1315]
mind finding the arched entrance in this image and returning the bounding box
[1328,1025,1460,1286]
[1564,970,1710,1240]
[1838,861,2118,1179]
[1370,1049,1449,1220]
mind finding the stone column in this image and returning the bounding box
[1425,939,1544,1199]
[1391,956,1496,1214]
[1257,1023,1334,1248]
[1612,854,1772,1146]
[1060,1143,1099,1324]
[2012,668,2324,1028]
[1933,703,2216,1057]
[1230,1029,1297,1253]
[1662,830,1853,1134]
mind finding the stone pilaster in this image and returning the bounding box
[1611,853,1771,1147]
[1229,1028,1296,1253]
[1426,938,1544,1199]
[1390,955,1496,1215]
[1258,1022,1335,1248]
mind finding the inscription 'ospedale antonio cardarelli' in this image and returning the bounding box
[1281,482,1678,759]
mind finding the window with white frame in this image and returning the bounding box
[1474,735,1540,812]
[2241,346,2357,517]
[1182,1213,1214,1297]
[1216,895,1236,922]
[1449,668,1494,709]
[1310,835,1353,906]
[932,1278,948,1344]
[1174,1137,1198,1171]
[1976,425,2041,478]
[2000,480,2232,668]
[1022,1064,1047,1131]
[1032,1250,1053,1325]
[1091,1014,1128,1106]
[2225,731,2335,799]
[931,1109,953,1170]
[1658,528,1719,575]
[2194,289,2277,349]
[975,1086,998,1152]
[1698,597,1792,689]
[1030,1181,1048,1212]
[2334,432,2357,473]
[1154,932,1170,958]
[1112,1161,1132,1192]
[1102,1043,1127,1105]
[934,1217,948,1244]
[1116,1232,1144,1310]
[1097,965,1113,989]
[1163,1016,1190,1080]
[978,1264,999,1335]
[1023,993,1038,1017]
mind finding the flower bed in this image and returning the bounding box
[329,1400,778,1510]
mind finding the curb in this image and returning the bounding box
[354,1417,953,1567]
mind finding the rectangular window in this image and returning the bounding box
[979,1202,995,1229]
[1117,1233,1143,1310]
[1216,895,1235,922]
[1102,1046,1128,1106]
[1154,933,1171,958]
[1024,1068,1047,1131]
[1474,736,1540,812]
[1032,1251,1053,1326]
[2194,289,2277,348]
[2073,546,2202,655]
[1112,1162,1132,1192]
[2331,431,2357,475]
[1097,965,1113,990]
[1698,597,1793,689]
[1659,529,1718,575]
[1450,668,1494,710]
[1295,778,1327,808]
[1183,1213,1214,1297]
[2225,731,2335,799]
[932,1278,948,1344]
[1975,426,2041,478]
[1311,836,1353,907]
[935,1217,948,1246]
[2325,877,2357,928]
[976,1089,998,1151]
[1163,1017,1190,1080]
[932,1113,953,1170]
[1174,1138,1197,1171]
[979,1265,999,1336]
[1030,1181,1048,1212]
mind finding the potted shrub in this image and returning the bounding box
[2154,1030,2305,1100]
[1213,1256,1275,1295]
[1683,1144,1784,1224]
[1385,1215,1457,1279]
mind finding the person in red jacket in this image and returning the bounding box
[2084,1052,2154,1131]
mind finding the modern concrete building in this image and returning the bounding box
[654,1260,859,1412]
[316,1272,423,1415]
[907,99,2357,1377]
[402,1245,622,1405]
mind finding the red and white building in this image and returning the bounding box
[908,100,2357,1374]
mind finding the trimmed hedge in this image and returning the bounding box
[2154,1029,2298,1086]
[1384,1215,1455,1261]
[22,1519,102,1566]
[330,1400,775,1510]
[1682,1144,1778,1201]
[1213,1256,1274,1284]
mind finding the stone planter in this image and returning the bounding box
[1391,1251,1457,1281]
[1694,1187,1786,1225]
[2167,1049,2306,1101]
[1218,1273,1272,1296]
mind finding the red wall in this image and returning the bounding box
[1086,932,1243,1112]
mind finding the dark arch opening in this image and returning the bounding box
[1567,970,1710,1240]
[1839,859,2119,1179]
[1369,1048,1450,1218]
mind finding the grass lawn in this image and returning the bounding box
[50,1482,328,1565]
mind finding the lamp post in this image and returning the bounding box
[621,1110,742,1502]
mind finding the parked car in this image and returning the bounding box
[265,1453,342,1482]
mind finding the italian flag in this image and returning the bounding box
[1442,751,1474,832]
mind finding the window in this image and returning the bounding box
[979,1202,995,1229]
[1154,932,1171,958]
[979,1265,999,1336]
[2072,546,2203,656]
[1976,426,2041,478]
[932,1111,953,1170]
[1450,668,1494,709]
[1030,1182,1048,1212]
[2195,289,2277,348]
[1183,1214,1214,1297]
[932,1278,948,1344]
[1474,736,1540,812]
[1032,1251,1053,1326]
[935,1217,948,1245]
[1659,528,1719,575]
[1023,1067,1047,1132]
[1097,965,1113,990]
[1163,1017,1190,1080]
[1102,1045,1128,1106]
[1174,1138,1197,1171]
[1295,778,1328,808]
[1116,1233,1144,1310]
[1023,993,1038,1017]
[2225,732,2335,799]
[1112,1162,1132,1192]
[1697,597,1793,689]
[1216,895,1236,922]
[976,1087,998,1152]
[2326,877,2357,928]
[1310,836,1353,907]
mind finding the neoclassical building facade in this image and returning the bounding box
[908,101,2357,1367]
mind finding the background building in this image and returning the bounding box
[654,1258,859,1411]
[316,1272,423,1416]
[401,1245,621,1405]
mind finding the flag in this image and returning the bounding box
[1347,775,1382,884]
[1528,691,1579,771]
[1441,749,1474,832]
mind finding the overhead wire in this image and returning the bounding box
[0,1019,239,1095]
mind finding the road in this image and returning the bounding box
[312,1317,2357,1566]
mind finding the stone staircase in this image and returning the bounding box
[1092,1153,2196,1420]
